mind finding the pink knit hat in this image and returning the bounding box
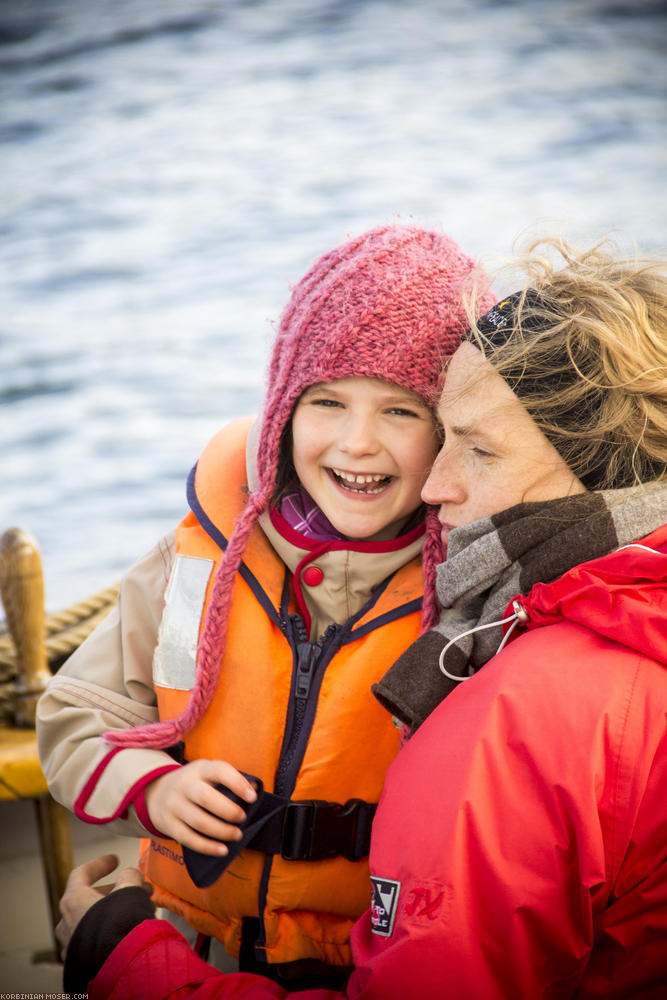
[107,225,492,749]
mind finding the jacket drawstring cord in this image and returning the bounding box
[438,600,529,683]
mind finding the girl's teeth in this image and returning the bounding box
[347,483,385,494]
[331,468,390,494]
[333,468,387,485]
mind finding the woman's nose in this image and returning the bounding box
[421,449,463,505]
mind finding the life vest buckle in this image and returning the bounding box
[281,798,376,863]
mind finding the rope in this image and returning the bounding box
[0,582,119,676]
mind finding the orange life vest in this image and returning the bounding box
[140,417,424,967]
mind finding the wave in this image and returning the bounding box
[0,9,218,72]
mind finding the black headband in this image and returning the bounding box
[466,289,547,350]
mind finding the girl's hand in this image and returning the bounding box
[145,760,257,856]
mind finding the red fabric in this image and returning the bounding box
[91,528,667,999]
[73,746,180,831]
[91,921,339,999]
[132,783,172,838]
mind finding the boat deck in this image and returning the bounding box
[0,798,140,993]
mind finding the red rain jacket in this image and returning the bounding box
[88,527,667,999]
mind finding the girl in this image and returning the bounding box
[58,236,667,999]
[38,223,490,989]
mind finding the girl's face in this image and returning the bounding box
[423,342,585,548]
[291,377,439,540]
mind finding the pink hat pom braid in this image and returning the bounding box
[104,492,270,749]
[420,507,444,631]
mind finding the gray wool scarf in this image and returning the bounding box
[373,481,667,733]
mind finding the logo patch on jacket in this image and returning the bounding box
[370,876,401,937]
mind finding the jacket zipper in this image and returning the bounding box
[254,615,344,962]
[274,618,340,797]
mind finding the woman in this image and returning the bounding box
[58,238,667,999]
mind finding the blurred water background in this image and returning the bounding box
[1,0,666,610]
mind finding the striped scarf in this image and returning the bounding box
[373,481,667,733]
[279,484,345,541]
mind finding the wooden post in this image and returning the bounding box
[0,527,52,727]
[0,526,73,961]
[34,794,74,960]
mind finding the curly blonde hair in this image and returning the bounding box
[467,237,667,491]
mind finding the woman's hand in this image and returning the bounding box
[145,759,257,856]
[57,854,151,954]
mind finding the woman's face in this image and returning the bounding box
[422,342,585,548]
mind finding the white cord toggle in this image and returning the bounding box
[438,600,528,683]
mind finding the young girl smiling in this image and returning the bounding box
[38,223,491,990]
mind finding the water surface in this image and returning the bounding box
[1,0,665,607]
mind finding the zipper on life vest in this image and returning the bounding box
[271,641,322,796]
[295,640,320,699]
[274,619,341,797]
[253,618,344,963]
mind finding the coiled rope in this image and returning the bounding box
[0,582,119,689]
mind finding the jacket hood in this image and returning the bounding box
[516,525,667,667]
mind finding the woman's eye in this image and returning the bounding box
[387,407,418,417]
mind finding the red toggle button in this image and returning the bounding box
[302,565,324,586]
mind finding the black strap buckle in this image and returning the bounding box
[281,798,375,863]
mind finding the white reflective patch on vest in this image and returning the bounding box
[153,555,214,691]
